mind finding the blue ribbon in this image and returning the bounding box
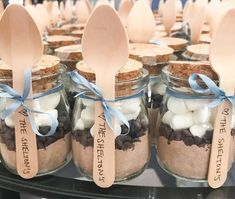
[188,73,235,108]
[0,69,63,136]
[70,71,130,132]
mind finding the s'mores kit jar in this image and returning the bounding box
[0,55,71,176]
[129,43,174,144]
[157,61,235,180]
[71,59,150,181]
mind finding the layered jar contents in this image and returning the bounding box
[157,61,235,180]
[45,35,80,55]
[129,43,174,144]
[182,43,210,61]
[71,59,150,181]
[0,55,71,176]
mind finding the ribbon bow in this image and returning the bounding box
[188,73,235,108]
[70,71,130,133]
[0,69,63,136]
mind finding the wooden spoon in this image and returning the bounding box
[75,0,90,24]
[162,0,176,35]
[0,4,43,178]
[127,0,155,43]
[65,0,73,21]
[208,8,235,188]
[82,4,128,188]
[118,0,133,27]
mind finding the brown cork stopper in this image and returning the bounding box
[46,35,80,49]
[61,23,86,32]
[155,37,188,52]
[48,27,67,35]
[155,22,182,33]
[55,44,83,61]
[185,43,210,61]
[70,29,84,38]
[168,61,218,80]
[129,43,174,64]
[199,34,211,44]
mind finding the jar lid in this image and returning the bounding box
[0,55,61,77]
[154,37,188,52]
[155,22,182,33]
[55,44,83,61]
[70,29,84,38]
[76,58,143,81]
[61,23,86,32]
[199,34,211,44]
[48,27,67,35]
[183,43,210,61]
[152,31,167,39]
[201,24,210,34]
[129,43,174,64]
[46,35,80,48]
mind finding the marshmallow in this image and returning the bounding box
[90,121,122,137]
[37,92,61,110]
[81,107,94,128]
[151,83,166,95]
[167,97,188,114]
[162,111,174,126]
[185,99,211,111]
[190,125,209,138]
[170,112,193,130]
[82,98,95,107]
[74,118,85,130]
[116,98,141,115]
[5,114,14,128]
[193,106,211,124]
[35,109,58,127]
[125,106,141,121]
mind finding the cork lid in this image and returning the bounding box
[155,37,188,52]
[48,26,67,35]
[202,24,210,34]
[155,22,182,32]
[152,31,167,39]
[129,43,174,64]
[61,23,86,31]
[0,55,60,77]
[54,44,83,61]
[186,43,210,57]
[76,58,143,81]
[168,60,218,80]
[199,34,211,44]
[46,35,80,48]
[71,29,84,37]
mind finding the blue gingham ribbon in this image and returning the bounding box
[0,69,63,136]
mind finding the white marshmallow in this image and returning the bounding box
[82,98,95,107]
[162,111,174,126]
[151,83,166,95]
[37,92,61,110]
[81,107,94,128]
[116,99,141,115]
[170,112,193,130]
[125,107,141,121]
[167,97,188,114]
[185,99,211,111]
[193,106,211,124]
[90,121,122,137]
[5,114,14,128]
[190,125,209,138]
[74,118,85,130]
[35,109,58,127]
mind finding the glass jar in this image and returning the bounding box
[0,57,71,176]
[129,43,174,144]
[157,61,235,181]
[71,68,150,182]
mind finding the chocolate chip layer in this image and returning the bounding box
[72,117,148,151]
[146,93,163,109]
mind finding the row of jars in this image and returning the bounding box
[0,35,226,183]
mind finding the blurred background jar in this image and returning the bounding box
[71,59,150,181]
[0,55,71,176]
[157,60,235,181]
[129,43,174,145]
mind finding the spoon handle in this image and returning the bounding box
[93,102,115,187]
[208,100,232,188]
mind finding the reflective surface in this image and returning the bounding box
[0,148,234,199]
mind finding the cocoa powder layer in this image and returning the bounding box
[157,136,235,180]
[72,133,149,180]
[0,133,71,175]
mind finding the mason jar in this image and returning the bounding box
[129,43,174,144]
[157,61,235,181]
[0,55,71,176]
[71,61,150,181]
